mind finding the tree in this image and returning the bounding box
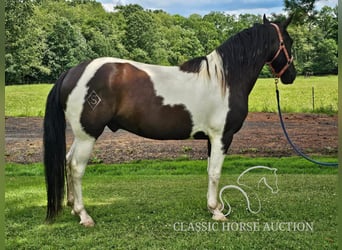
[288,24,315,74]
[5,0,37,83]
[114,4,143,17]
[205,13,233,41]
[312,39,337,74]
[4,1,338,84]
[284,0,317,24]
[5,0,34,48]
[42,17,93,81]
[80,14,127,59]
[124,10,158,63]
[164,26,204,65]
[185,14,220,53]
[315,6,338,42]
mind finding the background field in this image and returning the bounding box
[4,76,338,117]
[249,76,338,114]
[5,157,338,249]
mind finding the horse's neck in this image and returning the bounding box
[217,26,275,95]
[238,175,269,191]
[237,166,276,190]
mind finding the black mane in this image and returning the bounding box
[179,23,276,90]
[216,23,274,88]
[179,56,209,75]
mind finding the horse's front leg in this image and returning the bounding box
[207,137,227,221]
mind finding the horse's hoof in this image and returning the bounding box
[212,211,228,221]
[80,219,95,227]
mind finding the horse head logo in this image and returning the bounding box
[219,166,279,216]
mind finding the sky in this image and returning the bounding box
[99,0,338,16]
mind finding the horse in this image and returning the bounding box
[43,15,296,227]
[218,166,279,216]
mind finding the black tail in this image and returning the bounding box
[43,71,68,222]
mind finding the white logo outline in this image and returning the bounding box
[219,166,279,216]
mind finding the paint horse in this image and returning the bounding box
[44,15,296,227]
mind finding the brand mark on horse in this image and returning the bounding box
[86,90,101,110]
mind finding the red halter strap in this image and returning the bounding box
[266,23,294,78]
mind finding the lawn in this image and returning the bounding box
[5,156,338,249]
[5,84,52,117]
[4,75,338,117]
[249,75,338,114]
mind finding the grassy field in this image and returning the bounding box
[4,76,338,117]
[5,84,52,117]
[5,156,338,249]
[249,76,338,114]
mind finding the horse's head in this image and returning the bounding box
[255,167,279,194]
[271,168,279,193]
[264,15,296,84]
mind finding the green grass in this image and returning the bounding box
[5,84,53,117]
[250,76,338,114]
[4,76,338,117]
[5,156,338,249]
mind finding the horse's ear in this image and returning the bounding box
[263,14,270,24]
[283,15,293,28]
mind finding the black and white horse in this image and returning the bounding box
[44,15,296,226]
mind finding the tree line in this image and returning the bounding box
[5,0,337,84]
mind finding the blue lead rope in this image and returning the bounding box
[275,83,338,167]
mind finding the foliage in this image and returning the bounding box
[43,17,94,81]
[5,157,338,249]
[284,0,318,24]
[5,1,338,84]
[4,76,337,117]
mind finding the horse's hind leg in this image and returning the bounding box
[68,137,96,227]
[66,141,76,207]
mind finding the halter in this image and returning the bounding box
[266,23,294,78]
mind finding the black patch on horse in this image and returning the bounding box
[180,56,210,77]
